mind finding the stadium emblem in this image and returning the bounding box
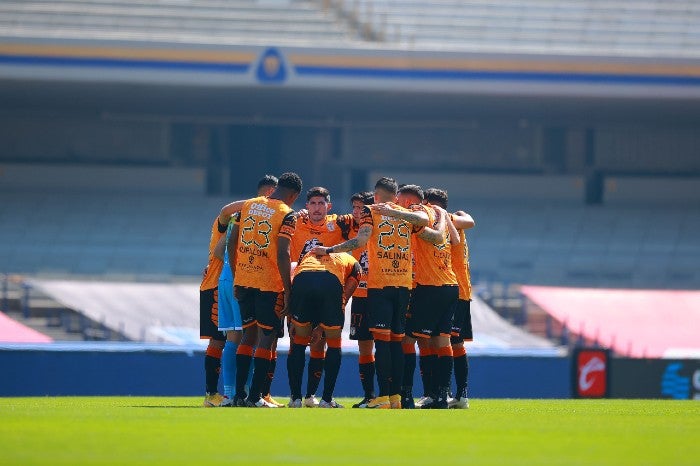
[256,47,287,84]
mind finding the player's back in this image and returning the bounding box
[233,196,295,292]
[363,203,415,289]
[294,251,358,285]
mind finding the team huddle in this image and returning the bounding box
[200,173,474,409]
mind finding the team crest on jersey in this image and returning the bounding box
[326,222,336,232]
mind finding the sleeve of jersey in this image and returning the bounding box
[358,206,373,228]
[279,212,297,239]
[409,205,428,235]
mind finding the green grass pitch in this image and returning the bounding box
[0,397,697,465]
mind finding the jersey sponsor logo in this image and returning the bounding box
[247,203,276,218]
[376,251,409,261]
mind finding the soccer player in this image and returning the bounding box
[394,185,457,409]
[424,188,475,409]
[287,250,361,408]
[200,198,252,407]
[346,191,376,408]
[288,186,354,407]
[215,175,278,406]
[312,177,443,409]
[222,172,303,407]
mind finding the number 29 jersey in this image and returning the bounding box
[233,196,296,293]
[360,203,422,290]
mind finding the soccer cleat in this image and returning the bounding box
[352,397,374,408]
[414,396,433,408]
[428,388,449,409]
[203,393,225,408]
[303,395,320,408]
[449,397,470,409]
[389,394,402,409]
[233,395,247,407]
[288,398,302,408]
[400,390,415,409]
[220,396,234,407]
[246,397,278,408]
[263,394,286,408]
[365,396,391,409]
[319,399,344,408]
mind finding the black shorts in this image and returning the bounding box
[451,299,473,343]
[407,284,458,338]
[290,271,344,330]
[367,286,409,336]
[349,296,373,341]
[200,288,225,341]
[234,286,283,336]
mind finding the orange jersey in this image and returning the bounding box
[290,213,353,264]
[360,203,422,289]
[200,217,227,291]
[413,205,457,287]
[348,219,369,298]
[233,196,296,292]
[293,252,360,286]
[451,219,472,300]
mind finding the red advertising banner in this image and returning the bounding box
[573,348,610,398]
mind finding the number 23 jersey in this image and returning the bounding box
[233,196,296,293]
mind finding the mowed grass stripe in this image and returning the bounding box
[0,398,697,465]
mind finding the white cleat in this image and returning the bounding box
[449,397,470,409]
[319,399,344,408]
[303,395,320,408]
[414,396,433,408]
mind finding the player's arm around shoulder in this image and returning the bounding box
[218,199,247,226]
[375,203,430,226]
[417,205,447,244]
[311,224,371,256]
[452,210,475,230]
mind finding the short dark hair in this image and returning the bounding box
[257,174,278,190]
[375,177,398,195]
[277,172,303,193]
[351,191,374,205]
[424,188,448,209]
[306,186,330,202]
[398,184,424,202]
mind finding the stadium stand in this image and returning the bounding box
[2,188,697,289]
[346,0,700,56]
[22,277,558,354]
[0,0,363,44]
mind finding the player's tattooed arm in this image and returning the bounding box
[311,225,371,255]
[375,203,429,226]
[417,207,447,244]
